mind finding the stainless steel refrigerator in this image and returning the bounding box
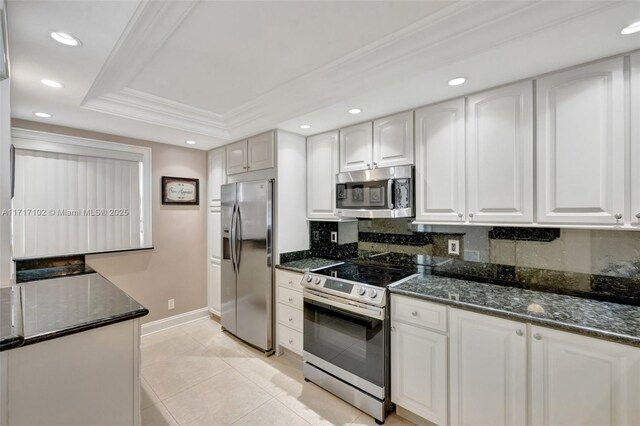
[220,180,274,352]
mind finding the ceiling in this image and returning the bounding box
[8,0,640,151]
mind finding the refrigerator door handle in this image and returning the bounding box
[230,202,237,272]
[266,181,273,268]
[236,205,243,269]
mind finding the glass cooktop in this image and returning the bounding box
[312,262,417,288]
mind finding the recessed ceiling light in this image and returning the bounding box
[448,77,467,86]
[185,140,196,145]
[33,112,52,118]
[41,79,63,88]
[299,124,311,129]
[50,31,82,47]
[621,21,640,35]
[348,108,361,115]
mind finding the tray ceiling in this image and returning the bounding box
[8,0,640,150]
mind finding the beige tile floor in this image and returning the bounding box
[141,317,415,426]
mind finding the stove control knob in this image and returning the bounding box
[356,286,366,296]
[368,289,378,298]
[305,275,313,283]
[314,277,321,285]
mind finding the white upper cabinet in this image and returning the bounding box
[226,140,248,175]
[373,111,414,168]
[339,122,373,172]
[226,131,275,175]
[466,81,534,224]
[630,53,640,227]
[307,131,340,220]
[415,99,466,223]
[449,308,528,426]
[207,147,226,205]
[247,131,275,172]
[537,57,626,226]
[530,325,640,426]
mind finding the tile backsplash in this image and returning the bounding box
[310,218,640,305]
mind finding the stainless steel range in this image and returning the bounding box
[301,262,418,424]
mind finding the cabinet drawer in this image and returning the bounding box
[391,295,447,333]
[278,324,303,355]
[278,286,303,308]
[276,270,304,292]
[277,303,303,332]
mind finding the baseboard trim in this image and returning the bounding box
[141,307,210,336]
[208,307,220,318]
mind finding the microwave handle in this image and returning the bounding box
[387,179,394,209]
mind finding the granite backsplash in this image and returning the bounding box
[281,219,640,306]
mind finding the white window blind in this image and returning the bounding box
[11,129,152,259]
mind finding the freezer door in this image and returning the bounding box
[220,183,237,334]
[236,180,273,351]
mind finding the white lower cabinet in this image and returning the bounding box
[391,295,448,426]
[449,308,528,426]
[391,321,448,426]
[530,325,640,426]
[275,269,304,355]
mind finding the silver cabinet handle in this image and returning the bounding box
[372,162,378,168]
[288,280,293,284]
[636,213,640,219]
[366,163,371,169]
[411,311,418,317]
[288,297,293,302]
[288,339,293,344]
[288,317,293,322]
[614,213,622,220]
[458,213,463,218]
[533,333,542,340]
[516,329,524,336]
[469,213,474,218]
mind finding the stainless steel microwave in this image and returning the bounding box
[335,165,414,218]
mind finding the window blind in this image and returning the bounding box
[12,149,144,258]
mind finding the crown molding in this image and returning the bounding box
[81,0,615,142]
[83,88,230,139]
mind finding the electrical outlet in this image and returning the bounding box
[312,231,320,241]
[168,299,175,310]
[448,239,460,255]
[330,231,338,243]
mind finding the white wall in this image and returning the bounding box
[0,79,11,286]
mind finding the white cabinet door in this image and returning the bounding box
[226,140,247,175]
[207,147,226,206]
[373,111,414,168]
[391,321,447,426]
[530,325,640,426]
[307,131,339,220]
[630,53,640,227]
[449,308,527,426]
[415,99,466,223]
[208,208,221,259]
[339,122,373,172]
[537,57,626,225]
[207,259,221,315]
[208,207,222,315]
[247,131,275,172]
[467,81,534,224]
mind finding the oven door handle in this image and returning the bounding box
[303,290,385,320]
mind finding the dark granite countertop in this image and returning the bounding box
[277,258,344,273]
[390,274,640,348]
[0,287,23,351]
[16,264,95,283]
[1,273,148,351]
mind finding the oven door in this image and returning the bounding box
[303,289,386,399]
